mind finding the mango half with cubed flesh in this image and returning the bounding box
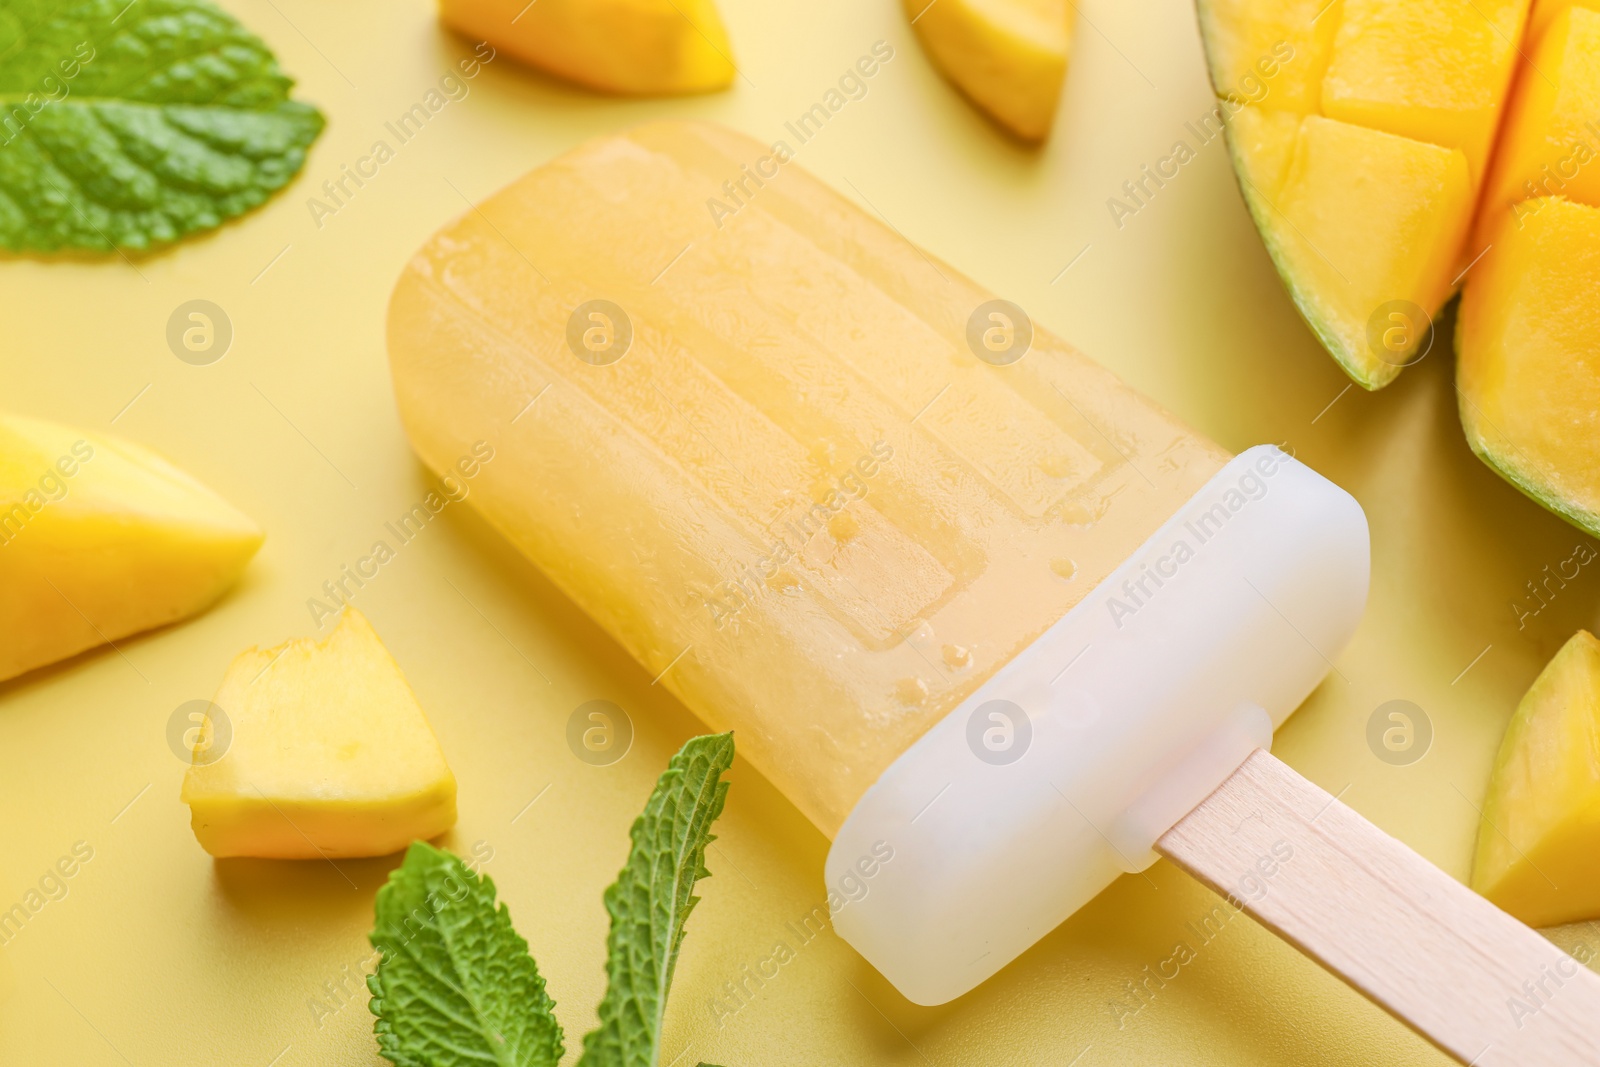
[1457,7,1600,537]
[1473,630,1600,927]
[1196,0,1529,388]
[0,414,262,683]
[902,0,1072,142]
[438,0,736,96]
[1203,0,1600,537]
[182,608,457,859]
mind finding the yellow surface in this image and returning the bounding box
[389,119,1225,835]
[2,0,1599,1064]
[438,0,736,95]
[182,607,458,859]
[1476,7,1600,244]
[1457,197,1600,535]
[1473,630,1600,926]
[0,414,262,681]
[902,0,1071,141]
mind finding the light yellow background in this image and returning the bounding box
[2,0,1598,1063]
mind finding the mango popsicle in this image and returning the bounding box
[380,125,1600,1054]
[390,120,1230,835]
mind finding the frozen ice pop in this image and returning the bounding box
[391,121,1235,836]
[389,122,1600,1058]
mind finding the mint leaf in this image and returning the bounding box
[579,733,736,1067]
[0,0,324,252]
[368,842,564,1067]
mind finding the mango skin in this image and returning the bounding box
[902,0,1070,142]
[182,609,457,860]
[0,415,263,683]
[438,0,736,96]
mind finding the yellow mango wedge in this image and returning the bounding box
[902,0,1071,142]
[182,608,457,860]
[0,415,262,683]
[439,0,736,96]
[1473,630,1600,927]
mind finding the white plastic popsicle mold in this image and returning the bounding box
[827,444,1370,1005]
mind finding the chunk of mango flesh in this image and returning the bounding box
[438,0,735,96]
[1195,0,1338,112]
[1322,0,1528,184]
[1473,630,1600,927]
[1231,112,1471,388]
[1457,197,1600,534]
[1529,0,1600,40]
[1476,7,1600,245]
[903,0,1071,142]
[181,608,457,859]
[1225,106,1302,200]
[0,414,262,683]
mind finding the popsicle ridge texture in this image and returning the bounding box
[387,120,1229,835]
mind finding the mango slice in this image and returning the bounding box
[439,0,735,96]
[1473,630,1600,927]
[903,0,1071,142]
[1476,7,1600,245]
[1197,0,1530,390]
[1457,197,1600,535]
[181,608,457,860]
[0,415,262,683]
[1232,112,1472,388]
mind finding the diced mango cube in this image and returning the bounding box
[181,608,457,860]
[1321,0,1529,182]
[1476,7,1600,244]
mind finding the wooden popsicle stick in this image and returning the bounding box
[1156,749,1600,1067]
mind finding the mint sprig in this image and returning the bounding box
[0,0,324,252]
[368,733,737,1067]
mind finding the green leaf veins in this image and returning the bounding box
[0,0,324,252]
[368,842,564,1067]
